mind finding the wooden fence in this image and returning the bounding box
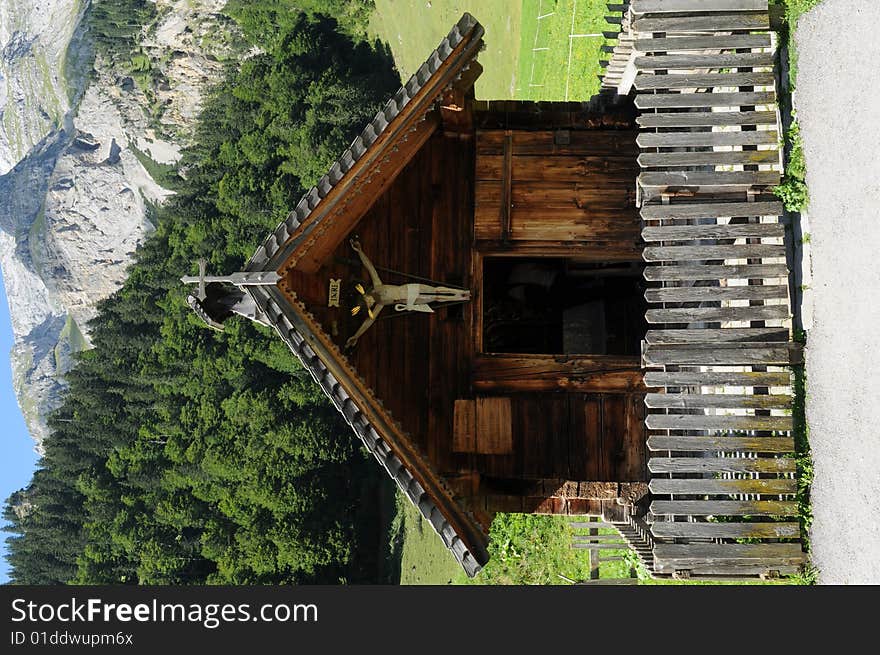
[569,517,640,584]
[606,0,806,579]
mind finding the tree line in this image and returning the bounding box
[4,2,404,584]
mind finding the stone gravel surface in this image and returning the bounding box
[794,0,880,584]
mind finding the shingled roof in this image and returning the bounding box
[240,14,489,576]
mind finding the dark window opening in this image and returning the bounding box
[482,257,647,356]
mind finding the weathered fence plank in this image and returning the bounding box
[645,393,792,409]
[642,223,785,241]
[637,129,778,148]
[644,370,791,388]
[646,414,794,432]
[634,71,775,91]
[643,343,795,365]
[631,0,769,14]
[645,304,790,323]
[644,285,788,303]
[643,243,786,262]
[635,91,775,110]
[643,243,786,261]
[641,201,783,220]
[645,328,790,344]
[639,149,780,167]
[639,170,781,189]
[633,13,770,33]
[643,263,789,281]
[635,52,774,70]
[638,110,777,128]
[648,456,796,473]
[648,477,797,495]
[634,34,772,53]
[653,543,805,574]
[647,435,794,451]
[650,500,799,516]
[651,522,800,539]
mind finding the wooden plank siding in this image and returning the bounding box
[471,122,649,487]
[474,129,640,249]
[476,397,513,454]
[628,0,806,579]
[453,399,476,453]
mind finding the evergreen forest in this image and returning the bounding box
[4,2,405,584]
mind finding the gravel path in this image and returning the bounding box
[795,0,880,584]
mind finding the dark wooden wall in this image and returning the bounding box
[474,129,641,254]
[466,125,647,489]
[283,118,647,520]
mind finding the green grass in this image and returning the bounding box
[369,1,610,101]
[774,121,809,211]
[770,0,824,212]
[130,145,183,191]
[391,501,805,584]
[391,494,467,584]
[54,315,89,374]
[792,357,814,555]
[770,3,818,583]
[393,500,601,585]
[369,0,522,99]
[771,0,824,88]
[516,0,609,101]
[467,514,595,585]
[393,501,641,585]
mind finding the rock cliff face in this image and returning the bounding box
[0,0,83,176]
[0,1,238,450]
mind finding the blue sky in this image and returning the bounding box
[0,273,40,584]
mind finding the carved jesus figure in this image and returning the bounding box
[345,238,470,349]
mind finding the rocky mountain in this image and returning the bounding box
[0,0,238,450]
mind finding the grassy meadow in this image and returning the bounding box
[390,493,641,585]
[517,0,610,100]
[390,495,467,585]
[369,0,613,101]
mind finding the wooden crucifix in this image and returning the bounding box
[346,238,470,349]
